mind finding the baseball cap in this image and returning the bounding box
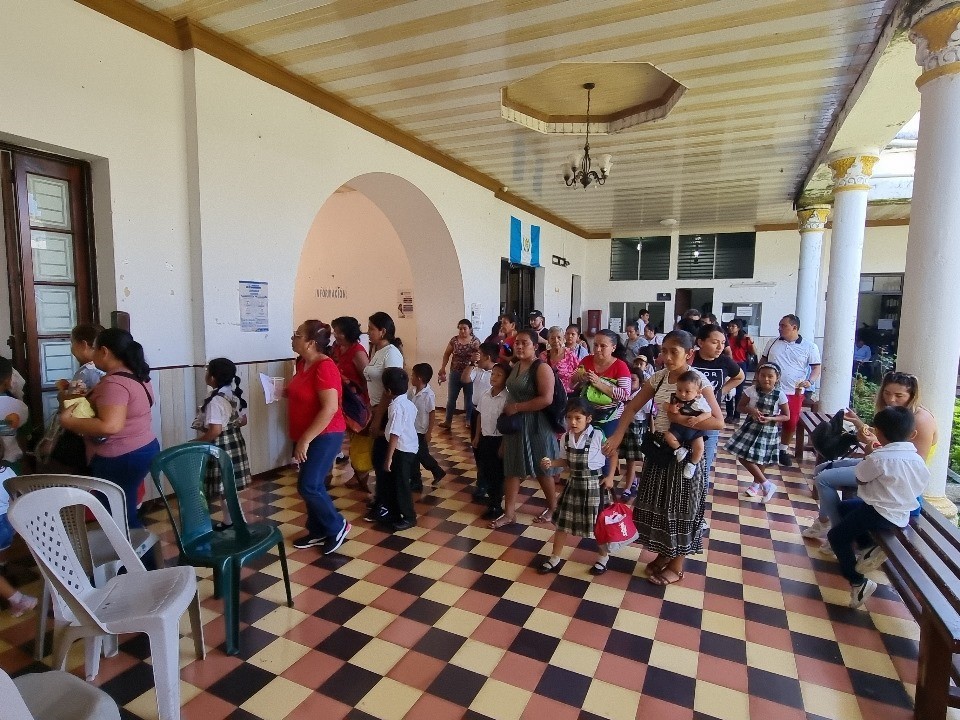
[528,310,544,319]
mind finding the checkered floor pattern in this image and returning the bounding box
[0,414,932,719]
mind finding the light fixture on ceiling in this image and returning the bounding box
[693,236,702,263]
[562,82,612,189]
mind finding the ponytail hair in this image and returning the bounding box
[95,328,150,382]
[301,320,332,355]
[202,357,247,414]
[369,311,403,353]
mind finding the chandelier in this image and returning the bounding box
[562,83,613,189]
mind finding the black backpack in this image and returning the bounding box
[810,410,859,460]
[532,359,568,434]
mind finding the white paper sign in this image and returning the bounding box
[609,318,622,332]
[239,281,269,332]
[259,373,284,404]
[397,289,414,318]
[470,303,483,335]
[735,306,753,317]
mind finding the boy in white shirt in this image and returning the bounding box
[382,367,420,531]
[473,363,510,520]
[410,363,445,491]
[462,342,499,500]
[826,406,930,608]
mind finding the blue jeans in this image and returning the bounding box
[827,497,895,585]
[0,513,13,551]
[702,430,720,490]
[445,372,474,426]
[90,439,160,529]
[297,432,347,539]
[814,459,860,525]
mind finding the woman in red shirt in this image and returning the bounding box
[332,316,372,491]
[725,319,756,420]
[287,320,351,555]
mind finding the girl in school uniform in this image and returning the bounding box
[538,398,615,576]
[619,362,654,500]
[726,362,791,504]
[194,357,252,529]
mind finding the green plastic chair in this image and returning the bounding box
[150,442,293,655]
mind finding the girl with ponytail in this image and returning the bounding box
[193,357,252,530]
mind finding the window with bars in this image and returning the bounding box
[609,237,670,280]
[677,233,755,279]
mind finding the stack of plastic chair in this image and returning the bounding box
[150,442,293,655]
[7,486,204,720]
[0,667,120,720]
[4,474,163,661]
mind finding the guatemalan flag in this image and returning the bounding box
[509,216,540,267]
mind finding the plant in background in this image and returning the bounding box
[849,375,878,426]
[950,397,960,476]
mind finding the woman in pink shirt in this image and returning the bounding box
[541,326,579,394]
[59,328,159,529]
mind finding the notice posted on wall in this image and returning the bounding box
[470,303,483,335]
[397,289,414,318]
[259,373,284,404]
[239,280,269,332]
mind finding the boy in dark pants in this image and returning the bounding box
[473,364,510,519]
[381,368,419,531]
[826,406,930,608]
[410,363,445,491]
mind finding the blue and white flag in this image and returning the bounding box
[509,216,540,267]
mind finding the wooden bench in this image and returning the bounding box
[875,504,960,719]
[793,409,865,464]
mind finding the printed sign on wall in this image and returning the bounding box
[239,280,269,332]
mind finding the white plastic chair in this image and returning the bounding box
[0,667,120,720]
[8,486,204,720]
[4,474,164,661]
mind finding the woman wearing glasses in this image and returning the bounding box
[802,371,937,546]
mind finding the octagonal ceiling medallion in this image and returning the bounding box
[501,62,685,135]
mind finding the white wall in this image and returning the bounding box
[0,0,195,366]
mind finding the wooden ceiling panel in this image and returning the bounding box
[127,0,903,235]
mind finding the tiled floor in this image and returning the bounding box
[0,415,928,719]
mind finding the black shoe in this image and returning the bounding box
[392,518,416,531]
[364,505,390,523]
[322,522,351,555]
[335,454,349,465]
[411,482,424,493]
[292,534,326,550]
[432,472,444,487]
[778,450,793,467]
[212,521,233,532]
[483,506,503,519]
[472,490,489,502]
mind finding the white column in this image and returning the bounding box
[819,149,878,414]
[795,206,830,338]
[899,1,960,518]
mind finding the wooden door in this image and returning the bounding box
[2,147,96,428]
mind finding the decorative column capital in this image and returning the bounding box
[910,1,960,87]
[797,205,831,233]
[827,149,880,194]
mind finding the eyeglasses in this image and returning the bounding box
[291,333,303,339]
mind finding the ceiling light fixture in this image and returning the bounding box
[562,83,612,189]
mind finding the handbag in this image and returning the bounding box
[638,373,672,464]
[594,490,640,553]
[810,409,860,460]
[496,412,523,435]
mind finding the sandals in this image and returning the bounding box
[648,568,684,586]
[538,557,563,575]
[644,557,670,577]
[532,509,554,524]
[489,514,516,530]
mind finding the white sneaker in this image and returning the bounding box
[849,578,878,608]
[682,462,697,480]
[741,483,761,499]
[802,518,831,540]
[674,447,689,462]
[8,593,37,618]
[855,546,888,574]
[761,482,776,503]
